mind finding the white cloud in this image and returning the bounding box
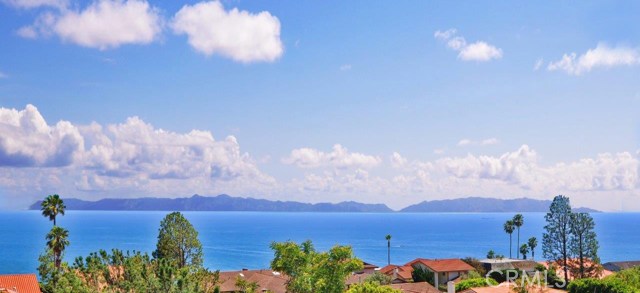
[457,139,472,146]
[548,43,640,75]
[534,58,544,71]
[172,1,283,63]
[339,64,352,71]
[18,0,162,50]
[390,152,407,169]
[433,148,445,155]
[283,144,381,169]
[458,42,503,61]
[457,138,499,147]
[0,104,84,167]
[0,105,274,198]
[1,0,67,9]
[434,29,502,62]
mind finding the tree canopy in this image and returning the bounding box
[270,240,363,293]
[153,212,204,268]
[41,194,65,226]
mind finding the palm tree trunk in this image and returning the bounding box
[509,234,512,258]
[387,241,390,265]
[516,228,520,258]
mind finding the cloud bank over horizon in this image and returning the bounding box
[1,105,638,211]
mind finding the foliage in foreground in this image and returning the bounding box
[270,240,363,293]
[455,278,498,291]
[568,267,640,293]
[346,282,401,293]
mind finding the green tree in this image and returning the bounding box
[346,282,401,293]
[455,278,498,291]
[519,244,529,260]
[364,272,392,285]
[153,212,203,268]
[41,194,65,226]
[503,220,515,258]
[410,265,434,286]
[235,275,259,293]
[46,226,70,270]
[569,213,601,279]
[528,237,538,260]
[512,214,524,258]
[486,250,495,259]
[270,240,363,293]
[543,195,573,284]
[385,234,392,265]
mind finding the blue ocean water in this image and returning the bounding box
[1,211,639,274]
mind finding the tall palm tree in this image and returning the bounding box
[512,214,524,258]
[46,226,70,270]
[385,234,392,265]
[41,194,66,226]
[528,237,538,260]
[504,220,515,259]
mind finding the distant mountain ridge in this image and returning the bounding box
[29,194,393,213]
[29,195,600,213]
[401,197,599,213]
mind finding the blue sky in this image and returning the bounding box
[1,0,639,211]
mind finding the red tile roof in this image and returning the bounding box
[407,258,475,273]
[379,265,414,281]
[218,269,288,293]
[389,282,440,293]
[0,274,41,293]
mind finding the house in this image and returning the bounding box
[389,281,441,293]
[537,259,614,280]
[479,258,538,273]
[360,261,379,274]
[379,264,414,283]
[408,258,475,286]
[0,274,41,293]
[381,258,475,286]
[603,260,640,272]
[217,269,287,293]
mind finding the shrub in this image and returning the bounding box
[567,278,636,293]
[456,278,498,291]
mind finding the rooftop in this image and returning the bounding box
[0,274,41,293]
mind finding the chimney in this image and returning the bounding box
[393,267,398,279]
[447,281,455,293]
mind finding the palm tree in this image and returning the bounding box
[528,237,538,260]
[512,214,524,258]
[504,220,515,259]
[385,234,392,265]
[519,244,529,260]
[41,194,66,226]
[46,226,70,270]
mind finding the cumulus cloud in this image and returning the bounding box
[18,0,162,50]
[283,144,381,169]
[0,105,274,197]
[390,152,407,169]
[434,28,503,62]
[548,43,640,75]
[172,1,283,63]
[457,138,499,147]
[1,0,67,9]
[0,104,84,167]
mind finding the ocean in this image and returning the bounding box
[1,211,639,274]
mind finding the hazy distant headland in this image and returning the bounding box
[29,194,599,213]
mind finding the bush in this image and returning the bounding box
[346,282,401,293]
[567,278,637,293]
[456,278,498,291]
